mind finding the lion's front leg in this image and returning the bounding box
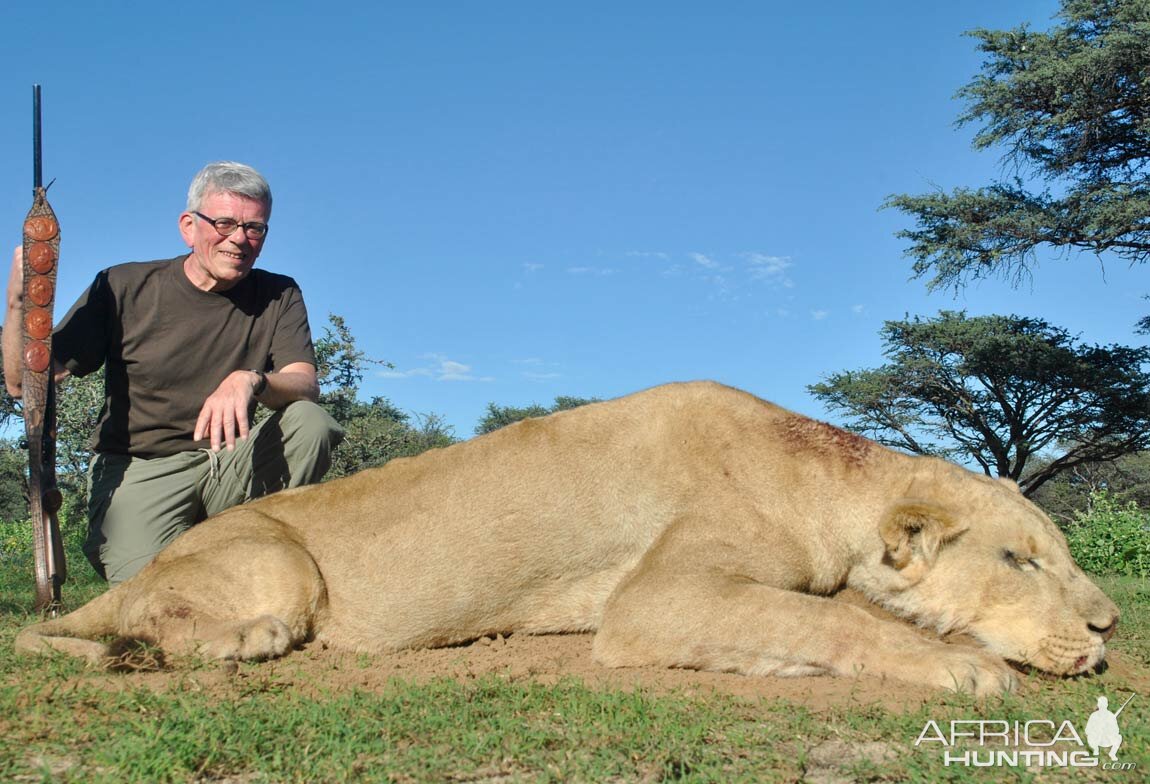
[591,569,1017,696]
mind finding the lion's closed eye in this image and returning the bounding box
[1002,550,1041,571]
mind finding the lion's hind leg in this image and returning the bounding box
[15,586,127,663]
[116,512,326,663]
[188,615,296,662]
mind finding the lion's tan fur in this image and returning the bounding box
[16,382,1118,694]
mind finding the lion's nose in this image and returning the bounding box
[1088,616,1119,642]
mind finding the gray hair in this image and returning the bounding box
[186,161,272,214]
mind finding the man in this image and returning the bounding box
[3,161,343,584]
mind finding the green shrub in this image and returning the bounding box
[1064,492,1150,577]
[0,516,34,561]
[0,499,88,564]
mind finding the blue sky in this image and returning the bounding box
[2,1,1145,438]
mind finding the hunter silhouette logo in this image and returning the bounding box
[1086,693,1134,762]
[914,691,1139,769]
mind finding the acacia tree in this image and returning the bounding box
[886,0,1150,296]
[808,311,1150,496]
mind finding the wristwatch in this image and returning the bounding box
[249,368,268,398]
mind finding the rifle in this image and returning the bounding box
[21,84,65,613]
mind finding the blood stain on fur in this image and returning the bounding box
[778,417,873,466]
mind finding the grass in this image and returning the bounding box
[0,545,1147,782]
[2,675,783,782]
[1096,573,1150,666]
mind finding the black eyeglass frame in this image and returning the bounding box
[193,211,270,240]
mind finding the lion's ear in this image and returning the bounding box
[879,500,969,582]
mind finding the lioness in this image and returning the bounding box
[17,382,1118,695]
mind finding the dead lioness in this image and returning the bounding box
[17,381,1118,695]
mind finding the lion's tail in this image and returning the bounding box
[14,586,127,663]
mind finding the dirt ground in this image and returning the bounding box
[70,590,1150,712]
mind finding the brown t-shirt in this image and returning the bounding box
[53,255,316,458]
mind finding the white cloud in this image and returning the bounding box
[377,367,431,379]
[744,253,794,288]
[811,309,829,320]
[566,266,616,276]
[536,249,798,299]
[690,252,720,269]
[513,357,562,382]
[851,304,865,315]
[438,360,476,381]
[378,355,493,382]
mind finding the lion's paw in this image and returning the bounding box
[932,649,1017,696]
[197,615,294,662]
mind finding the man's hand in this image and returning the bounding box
[194,370,260,452]
[7,245,23,308]
[194,362,319,451]
[4,247,27,397]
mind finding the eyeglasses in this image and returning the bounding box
[194,212,269,240]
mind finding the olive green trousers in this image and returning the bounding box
[83,401,344,584]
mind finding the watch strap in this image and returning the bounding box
[249,368,268,397]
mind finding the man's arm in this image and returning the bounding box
[257,361,320,410]
[193,361,320,452]
[4,246,68,398]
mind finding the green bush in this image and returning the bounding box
[0,516,34,561]
[1064,492,1150,577]
[0,498,88,565]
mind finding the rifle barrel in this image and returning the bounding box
[33,85,42,190]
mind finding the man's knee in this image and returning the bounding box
[266,401,344,486]
[278,401,345,451]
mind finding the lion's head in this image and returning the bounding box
[852,463,1119,677]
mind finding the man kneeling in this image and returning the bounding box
[3,161,343,583]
